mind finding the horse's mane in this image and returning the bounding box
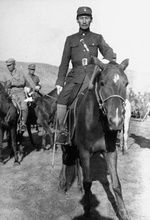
[0,82,6,92]
[47,88,57,96]
[109,60,118,65]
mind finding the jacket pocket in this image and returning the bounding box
[70,41,79,48]
[87,40,98,56]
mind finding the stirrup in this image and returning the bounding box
[20,123,26,132]
[24,97,33,102]
[55,130,70,145]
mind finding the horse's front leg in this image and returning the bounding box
[80,148,92,216]
[59,163,67,192]
[26,122,35,146]
[104,150,130,220]
[119,129,124,153]
[41,128,48,150]
[42,125,53,150]
[76,158,83,192]
[11,127,20,164]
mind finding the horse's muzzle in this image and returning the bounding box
[108,115,124,131]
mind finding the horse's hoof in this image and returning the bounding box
[44,144,52,150]
[84,210,91,218]
[122,150,128,155]
[78,185,83,193]
[0,157,3,163]
[58,180,68,193]
[14,161,20,166]
[58,185,66,194]
[3,156,11,164]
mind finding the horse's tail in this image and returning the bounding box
[59,144,79,192]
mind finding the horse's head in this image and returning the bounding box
[90,57,129,131]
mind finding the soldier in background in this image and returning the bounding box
[6,58,28,132]
[24,64,42,101]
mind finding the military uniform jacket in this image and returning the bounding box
[26,73,40,89]
[56,29,116,87]
[9,69,26,94]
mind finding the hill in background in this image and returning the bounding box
[0,60,149,94]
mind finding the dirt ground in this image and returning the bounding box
[0,117,150,220]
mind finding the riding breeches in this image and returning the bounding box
[57,74,90,105]
[11,92,27,111]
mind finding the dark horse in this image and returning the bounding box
[59,58,130,220]
[0,82,22,164]
[0,81,57,163]
[26,89,58,150]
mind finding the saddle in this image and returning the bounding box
[61,84,87,145]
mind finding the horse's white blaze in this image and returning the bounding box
[113,108,120,126]
[113,74,120,83]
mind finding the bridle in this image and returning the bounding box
[94,81,126,115]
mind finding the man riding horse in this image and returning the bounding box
[24,63,42,102]
[6,58,28,132]
[55,6,116,144]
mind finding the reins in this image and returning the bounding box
[45,94,57,101]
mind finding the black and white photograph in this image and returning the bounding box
[0,0,150,219]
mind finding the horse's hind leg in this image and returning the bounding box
[104,150,130,220]
[0,129,4,162]
[80,149,92,216]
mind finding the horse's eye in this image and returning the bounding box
[100,80,105,86]
[122,108,125,115]
[125,81,128,87]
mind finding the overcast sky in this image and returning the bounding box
[0,0,149,74]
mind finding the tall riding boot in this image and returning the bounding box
[21,109,28,132]
[56,104,69,144]
[57,104,67,129]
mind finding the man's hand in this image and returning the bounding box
[35,85,40,91]
[24,87,30,94]
[56,85,63,95]
[102,59,109,64]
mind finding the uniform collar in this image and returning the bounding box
[11,68,17,76]
[79,28,90,36]
[29,73,34,77]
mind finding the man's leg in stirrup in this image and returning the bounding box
[21,98,28,132]
[21,109,28,132]
[56,104,69,144]
[57,104,67,129]
[56,82,75,144]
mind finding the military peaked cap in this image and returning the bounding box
[6,58,16,66]
[77,6,92,17]
[28,64,36,70]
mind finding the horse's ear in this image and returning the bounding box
[92,56,106,70]
[120,59,129,70]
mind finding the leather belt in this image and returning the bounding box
[72,58,94,68]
